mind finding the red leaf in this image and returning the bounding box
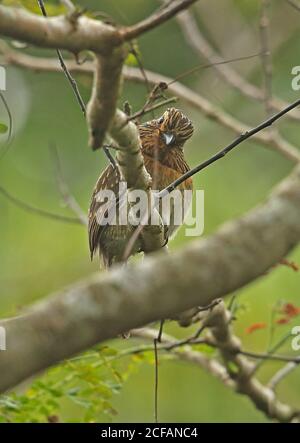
[281,303,300,318]
[275,317,290,325]
[245,322,267,334]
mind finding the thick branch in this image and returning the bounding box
[202,302,299,422]
[109,110,165,253]
[3,48,299,162]
[120,0,199,41]
[86,50,126,149]
[1,167,300,392]
[131,322,298,423]
[0,5,121,53]
[109,110,151,189]
[0,6,126,150]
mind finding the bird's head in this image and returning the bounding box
[157,108,194,149]
[139,108,194,162]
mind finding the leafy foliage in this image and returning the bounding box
[0,344,149,423]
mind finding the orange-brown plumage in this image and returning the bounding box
[88,108,194,267]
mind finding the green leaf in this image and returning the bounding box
[0,123,8,134]
[227,361,239,375]
[125,53,138,67]
[0,342,143,422]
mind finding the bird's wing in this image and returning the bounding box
[88,164,124,259]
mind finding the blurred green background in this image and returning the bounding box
[0,0,299,422]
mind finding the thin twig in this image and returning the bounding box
[2,48,300,163]
[125,67,300,163]
[266,301,279,351]
[240,350,300,363]
[50,144,88,226]
[250,332,293,375]
[286,0,300,12]
[36,0,116,166]
[176,9,300,121]
[102,144,118,169]
[168,52,263,86]
[128,53,263,121]
[159,335,300,364]
[258,0,282,206]
[129,42,155,119]
[124,94,300,258]
[154,336,159,423]
[199,301,300,422]
[129,43,152,95]
[120,0,199,40]
[36,0,86,116]
[268,361,299,390]
[124,82,169,129]
[166,300,223,350]
[158,96,300,198]
[126,97,177,123]
[131,324,299,422]
[153,319,166,424]
[279,258,299,272]
[0,184,82,224]
[259,0,273,116]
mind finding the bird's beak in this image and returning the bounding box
[162,132,175,146]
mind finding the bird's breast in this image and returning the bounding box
[142,153,192,191]
[143,154,193,237]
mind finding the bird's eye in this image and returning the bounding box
[157,116,164,124]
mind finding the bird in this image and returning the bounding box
[88,107,194,268]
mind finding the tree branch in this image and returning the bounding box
[3,48,299,163]
[268,362,299,390]
[86,50,126,149]
[124,68,300,164]
[131,319,299,422]
[1,166,300,392]
[131,327,234,386]
[0,184,82,225]
[109,109,166,253]
[176,9,300,122]
[37,0,86,116]
[50,145,88,226]
[158,95,300,196]
[0,5,126,150]
[200,301,299,422]
[0,1,200,151]
[120,0,199,41]
[259,0,273,116]
[0,5,122,53]
[286,0,300,12]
